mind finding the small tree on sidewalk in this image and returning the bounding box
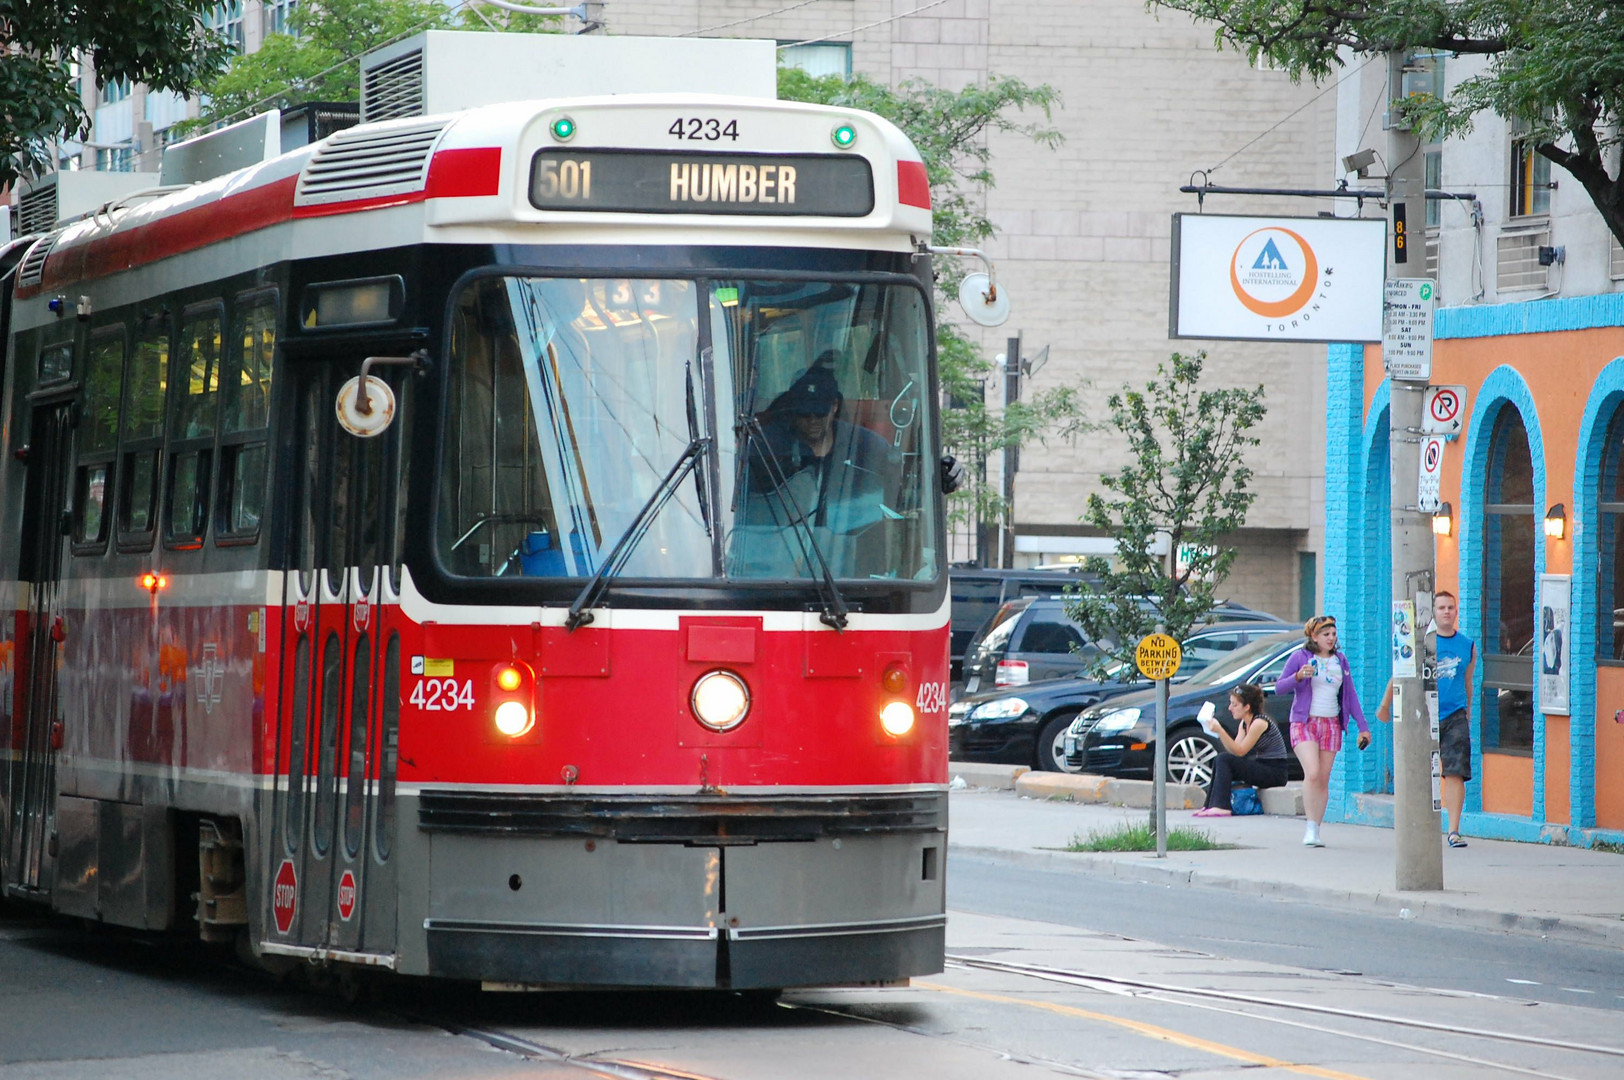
[1065,351,1265,670]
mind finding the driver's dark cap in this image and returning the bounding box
[771,364,841,415]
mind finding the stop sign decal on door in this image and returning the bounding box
[337,870,357,922]
[272,859,298,934]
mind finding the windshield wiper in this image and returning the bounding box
[738,413,850,630]
[565,438,710,631]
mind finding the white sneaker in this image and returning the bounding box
[1303,824,1324,848]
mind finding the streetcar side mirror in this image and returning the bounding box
[335,375,396,438]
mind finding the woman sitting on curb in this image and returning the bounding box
[1275,615,1371,848]
[1194,683,1289,817]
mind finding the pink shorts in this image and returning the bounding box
[1291,716,1343,753]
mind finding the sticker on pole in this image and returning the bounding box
[1422,385,1466,437]
[272,858,298,935]
[1135,634,1182,680]
[337,869,357,922]
[1417,436,1444,512]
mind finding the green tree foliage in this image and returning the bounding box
[1064,351,1265,672]
[195,0,561,129]
[1152,0,1624,246]
[0,0,231,185]
[778,67,1087,532]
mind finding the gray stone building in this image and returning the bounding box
[49,0,1338,619]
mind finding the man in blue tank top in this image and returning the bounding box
[1378,590,1476,848]
[1430,591,1476,848]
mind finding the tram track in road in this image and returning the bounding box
[938,953,1624,1080]
[430,1018,734,1080]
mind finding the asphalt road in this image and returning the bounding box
[948,852,1624,1011]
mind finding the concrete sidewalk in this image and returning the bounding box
[948,782,1624,949]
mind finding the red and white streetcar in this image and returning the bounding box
[0,37,958,990]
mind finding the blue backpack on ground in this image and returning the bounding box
[1231,787,1263,816]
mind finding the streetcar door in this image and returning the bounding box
[274,358,407,960]
[6,401,75,897]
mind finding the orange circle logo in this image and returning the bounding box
[1230,227,1319,317]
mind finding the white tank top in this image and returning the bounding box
[1307,654,1343,716]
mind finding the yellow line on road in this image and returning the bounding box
[915,981,1375,1080]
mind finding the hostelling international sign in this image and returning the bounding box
[1169,214,1386,343]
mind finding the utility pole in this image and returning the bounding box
[1001,334,1021,569]
[1386,51,1443,891]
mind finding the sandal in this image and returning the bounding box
[1447,832,1468,848]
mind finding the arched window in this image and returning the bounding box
[1598,408,1624,661]
[1481,407,1536,753]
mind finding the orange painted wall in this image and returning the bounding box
[1480,752,1534,817]
[1596,667,1624,829]
[1360,327,1624,825]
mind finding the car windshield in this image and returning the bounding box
[1182,634,1297,687]
[438,274,939,582]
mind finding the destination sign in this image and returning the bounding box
[528,149,875,217]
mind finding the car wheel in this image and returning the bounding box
[1166,727,1219,787]
[1035,711,1082,773]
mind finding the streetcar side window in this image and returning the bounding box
[165,305,223,548]
[73,332,126,552]
[217,291,277,544]
[117,320,171,546]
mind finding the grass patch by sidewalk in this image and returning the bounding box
[1066,821,1233,853]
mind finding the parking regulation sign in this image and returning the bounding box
[1417,436,1445,512]
[1136,634,1182,680]
[1422,384,1466,436]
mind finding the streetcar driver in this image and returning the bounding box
[744,359,895,538]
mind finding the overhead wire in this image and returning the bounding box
[1206,54,1377,176]
[683,0,826,37]
[779,0,953,49]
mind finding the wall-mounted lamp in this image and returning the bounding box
[1544,503,1566,540]
[1431,501,1453,537]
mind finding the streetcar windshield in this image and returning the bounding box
[439,274,939,583]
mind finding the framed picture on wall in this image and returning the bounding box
[1537,574,1571,716]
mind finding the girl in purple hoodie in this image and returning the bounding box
[1275,615,1370,847]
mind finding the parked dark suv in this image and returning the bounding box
[948,567,1097,681]
[960,595,1285,695]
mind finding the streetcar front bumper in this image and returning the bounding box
[400,790,947,989]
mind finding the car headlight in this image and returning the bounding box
[948,701,971,726]
[1093,707,1142,735]
[969,697,1030,721]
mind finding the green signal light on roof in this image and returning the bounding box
[550,116,577,142]
[830,123,857,150]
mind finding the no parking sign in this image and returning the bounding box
[1417,436,1445,512]
[1422,385,1467,437]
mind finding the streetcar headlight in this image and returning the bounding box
[691,670,750,732]
[496,664,523,692]
[493,700,533,738]
[880,701,915,737]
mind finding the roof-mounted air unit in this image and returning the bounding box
[16,170,163,234]
[358,31,777,123]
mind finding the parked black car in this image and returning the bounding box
[948,620,1296,772]
[948,566,1097,680]
[959,595,1286,695]
[1064,631,1307,786]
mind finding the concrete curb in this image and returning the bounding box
[948,763,1028,790]
[949,762,1307,817]
[949,842,1624,950]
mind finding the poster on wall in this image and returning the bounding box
[1168,214,1386,343]
[1538,574,1571,716]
